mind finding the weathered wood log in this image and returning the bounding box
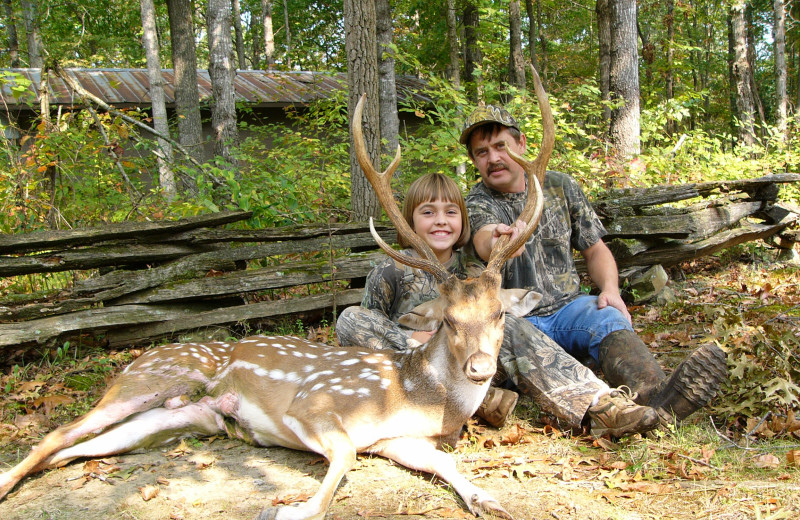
[0,302,222,348]
[111,251,384,305]
[73,230,394,300]
[0,243,221,277]
[602,201,765,240]
[593,173,800,216]
[105,289,365,347]
[615,220,791,268]
[0,210,252,254]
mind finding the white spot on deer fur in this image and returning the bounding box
[380,378,391,389]
[357,388,371,396]
[341,388,355,396]
[311,383,325,391]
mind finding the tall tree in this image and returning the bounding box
[140,0,176,200]
[344,0,380,220]
[261,0,275,68]
[731,0,757,146]
[509,0,525,90]
[20,0,43,67]
[596,0,611,125]
[463,1,482,104]
[283,0,292,69]
[231,0,246,69]
[2,0,20,67]
[207,0,239,168]
[608,0,641,158]
[376,0,399,175]
[773,0,788,140]
[445,0,460,87]
[665,0,675,135]
[167,0,203,175]
[524,0,540,74]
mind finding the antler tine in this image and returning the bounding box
[486,64,554,273]
[353,94,451,282]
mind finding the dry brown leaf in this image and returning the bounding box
[139,484,160,501]
[31,394,74,416]
[165,439,192,459]
[356,510,387,518]
[618,482,680,494]
[786,450,800,468]
[271,492,312,506]
[753,453,781,469]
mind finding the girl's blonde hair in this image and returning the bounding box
[399,173,470,250]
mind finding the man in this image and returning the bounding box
[460,104,727,428]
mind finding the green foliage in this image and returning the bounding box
[711,307,800,418]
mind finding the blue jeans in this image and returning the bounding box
[525,295,632,366]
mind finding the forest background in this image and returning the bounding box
[0,2,800,517]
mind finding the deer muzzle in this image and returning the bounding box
[464,351,497,384]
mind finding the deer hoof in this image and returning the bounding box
[254,507,278,520]
[471,498,514,520]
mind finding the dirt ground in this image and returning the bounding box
[1,413,798,520]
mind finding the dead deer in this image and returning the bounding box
[0,67,554,520]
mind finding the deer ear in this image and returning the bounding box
[398,299,443,330]
[499,289,542,317]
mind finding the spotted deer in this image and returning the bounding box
[0,67,554,520]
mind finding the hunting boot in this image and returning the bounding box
[587,387,660,438]
[598,330,667,405]
[475,387,519,428]
[647,343,728,425]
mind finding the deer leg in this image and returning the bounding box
[0,378,204,500]
[371,437,514,520]
[49,399,224,466]
[256,413,357,520]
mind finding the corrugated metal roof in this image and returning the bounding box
[0,68,431,109]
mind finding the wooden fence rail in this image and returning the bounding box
[1,173,798,353]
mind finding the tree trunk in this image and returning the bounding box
[207,0,239,168]
[596,0,611,125]
[463,1,482,104]
[773,0,788,140]
[730,0,757,147]
[261,0,275,68]
[167,0,203,179]
[536,0,548,89]
[20,0,43,67]
[375,0,399,175]
[445,0,460,88]
[525,0,540,73]
[2,0,20,67]
[231,0,246,69]
[283,0,291,69]
[665,0,675,135]
[344,0,380,220]
[140,0,176,201]
[509,0,526,90]
[745,6,765,127]
[608,0,640,158]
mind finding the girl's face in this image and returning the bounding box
[411,198,463,263]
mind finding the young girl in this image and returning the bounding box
[336,173,518,426]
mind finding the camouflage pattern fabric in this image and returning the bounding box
[465,170,607,316]
[500,315,605,427]
[336,249,483,351]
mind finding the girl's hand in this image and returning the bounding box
[410,330,435,344]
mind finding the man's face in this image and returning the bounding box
[468,127,527,193]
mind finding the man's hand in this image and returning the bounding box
[596,290,632,324]
[491,220,527,258]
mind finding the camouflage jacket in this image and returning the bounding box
[465,170,606,316]
[362,249,485,322]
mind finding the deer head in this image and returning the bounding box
[352,64,554,385]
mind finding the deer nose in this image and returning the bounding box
[464,351,496,383]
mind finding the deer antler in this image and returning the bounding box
[485,64,553,274]
[353,94,451,282]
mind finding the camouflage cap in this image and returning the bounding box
[459,104,520,145]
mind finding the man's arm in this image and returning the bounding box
[581,240,632,324]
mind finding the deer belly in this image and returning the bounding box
[224,394,307,450]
